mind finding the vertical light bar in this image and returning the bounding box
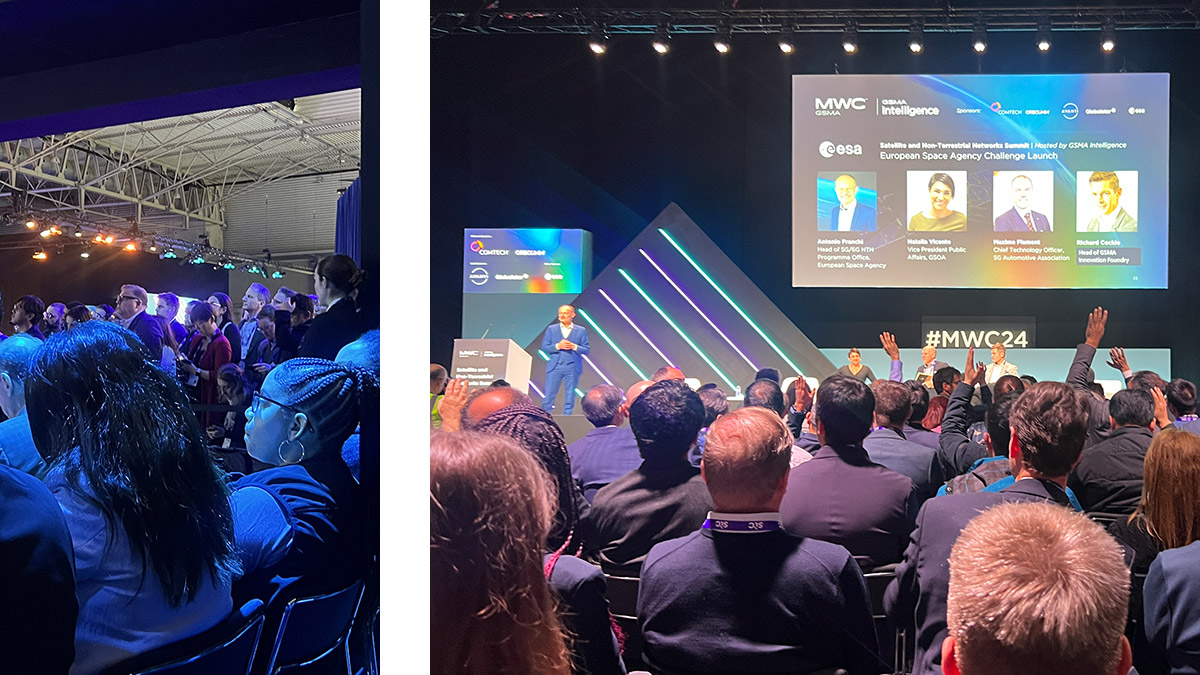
[576,308,648,380]
[659,228,804,376]
[538,350,549,360]
[619,268,738,391]
[597,287,675,367]
[581,354,615,386]
[529,381,545,398]
[639,248,758,373]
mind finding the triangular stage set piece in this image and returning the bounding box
[525,203,835,411]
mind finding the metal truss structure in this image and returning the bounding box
[0,93,359,270]
[431,3,1200,36]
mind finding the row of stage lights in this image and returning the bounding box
[20,215,286,278]
[588,19,1120,55]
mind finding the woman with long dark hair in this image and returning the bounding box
[301,254,365,359]
[207,292,243,365]
[431,430,572,675]
[25,321,237,673]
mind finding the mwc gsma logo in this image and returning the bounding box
[814,97,868,116]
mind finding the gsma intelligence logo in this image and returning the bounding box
[814,97,868,116]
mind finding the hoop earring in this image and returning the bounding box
[276,439,307,465]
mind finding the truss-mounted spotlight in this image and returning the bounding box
[271,269,285,279]
[588,24,608,54]
[72,226,82,238]
[714,22,731,53]
[80,247,91,259]
[778,25,794,54]
[908,21,924,53]
[842,23,858,54]
[123,241,137,252]
[221,259,236,270]
[148,243,158,252]
[31,248,46,260]
[1036,20,1051,52]
[39,229,51,238]
[190,254,206,265]
[24,218,35,230]
[247,264,261,275]
[973,21,988,53]
[162,248,177,259]
[1101,19,1116,52]
[652,25,670,54]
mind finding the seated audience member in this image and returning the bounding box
[1136,429,1200,675]
[943,502,1132,675]
[1166,378,1200,435]
[779,375,915,567]
[1019,374,1037,387]
[865,379,942,505]
[334,330,380,483]
[923,366,961,431]
[11,294,46,340]
[41,301,65,336]
[587,379,711,576]
[885,381,1091,675]
[64,304,92,330]
[0,335,48,478]
[432,431,607,675]
[1069,388,1155,514]
[639,407,885,675]
[273,290,315,362]
[430,363,448,428]
[1069,307,1115,446]
[303,254,366,359]
[231,358,372,614]
[753,367,780,383]
[784,377,817,446]
[691,384,731,467]
[569,384,642,503]
[154,291,188,345]
[207,293,243,366]
[26,322,236,672]
[113,285,164,359]
[903,381,940,450]
[938,386,1020,496]
[178,302,233,428]
[651,365,685,382]
[746,378,813,467]
[209,364,252,449]
[936,354,994,480]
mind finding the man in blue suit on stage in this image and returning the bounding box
[821,174,877,232]
[994,174,1051,232]
[540,304,589,415]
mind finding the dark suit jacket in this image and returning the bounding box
[0,463,78,673]
[779,445,916,567]
[298,297,363,360]
[824,202,878,232]
[1143,539,1200,675]
[884,478,1074,675]
[1068,425,1152,514]
[904,423,941,451]
[168,319,187,347]
[1067,343,1112,447]
[937,382,991,480]
[639,528,885,675]
[546,554,625,675]
[568,426,643,503]
[585,461,712,577]
[994,207,1051,232]
[126,310,164,360]
[540,323,590,374]
[864,427,943,506]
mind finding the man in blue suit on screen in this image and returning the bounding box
[994,174,1051,232]
[822,174,877,232]
[540,304,589,415]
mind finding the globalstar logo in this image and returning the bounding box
[815,97,868,116]
[470,240,485,252]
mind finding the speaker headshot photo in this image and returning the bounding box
[817,172,878,232]
[1077,170,1138,233]
[908,171,967,232]
[993,172,1053,232]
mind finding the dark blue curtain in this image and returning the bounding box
[335,175,362,265]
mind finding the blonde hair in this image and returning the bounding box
[1139,428,1200,550]
[702,406,792,511]
[430,431,571,675]
[947,502,1129,675]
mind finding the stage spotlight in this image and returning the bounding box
[24,218,35,229]
[123,242,137,252]
[778,26,794,54]
[104,235,114,244]
[271,269,285,279]
[713,23,731,53]
[1036,20,1051,52]
[908,21,924,53]
[588,25,608,54]
[72,226,82,238]
[39,229,51,238]
[973,22,988,53]
[190,255,206,265]
[162,249,177,259]
[148,243,157,252]
[221,259,236,270]
[652,25,670,54]
[1101,19,1116,52]
[80,248,91,259]
[248,265,261,275]
[842,24,858,54]
[31,248,46,260]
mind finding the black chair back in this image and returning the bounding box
[861,563,907,675]
[99,600,265,675]
[604,574,640,621]
[263,579,365,674]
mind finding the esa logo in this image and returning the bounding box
[819,141,863,158]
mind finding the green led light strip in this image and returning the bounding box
[538,350,549,360]
[659,228,803,376]
[576,308,648,381]
[618,268,737,391]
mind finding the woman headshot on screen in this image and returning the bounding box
[836,347,876,383]
[909,172,967,232]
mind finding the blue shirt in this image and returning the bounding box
[982,474,1083,511]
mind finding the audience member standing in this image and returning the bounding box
[0,335,48,478]
[178,303,233,428]
[40,302,65,337]
[272,289,315,362]
[302,254,365,360]
[245,312,278,390]
[238,284,269,366]
[779,375,915,566]
[11,294,46,340]
[64,304,92,330]
[639,406,885,675]
[154,291,188,346]
[206,293,242,365]
[113,285,164,359]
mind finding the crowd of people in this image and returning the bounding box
[0,253,378,674]
[430,306,1200,675]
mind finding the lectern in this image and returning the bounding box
[449,339,533,394]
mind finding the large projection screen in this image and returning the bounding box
[791,73,1168,289]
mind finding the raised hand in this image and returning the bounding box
[1152,387,1171,431]
[879,332,900,361]
[437,378,470,432]
[1085,307,1108,348]
[1105,347,1129,373]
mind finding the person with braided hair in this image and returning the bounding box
[231,357,375,610]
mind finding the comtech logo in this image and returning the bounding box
[815,97,868,116]
[470,240,484,252]
[819,141,863,158]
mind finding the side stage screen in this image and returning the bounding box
[791,73,1168,289]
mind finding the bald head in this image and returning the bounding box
[652,366,685,382]
[431,364,448,395]
[464,387,534,429]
